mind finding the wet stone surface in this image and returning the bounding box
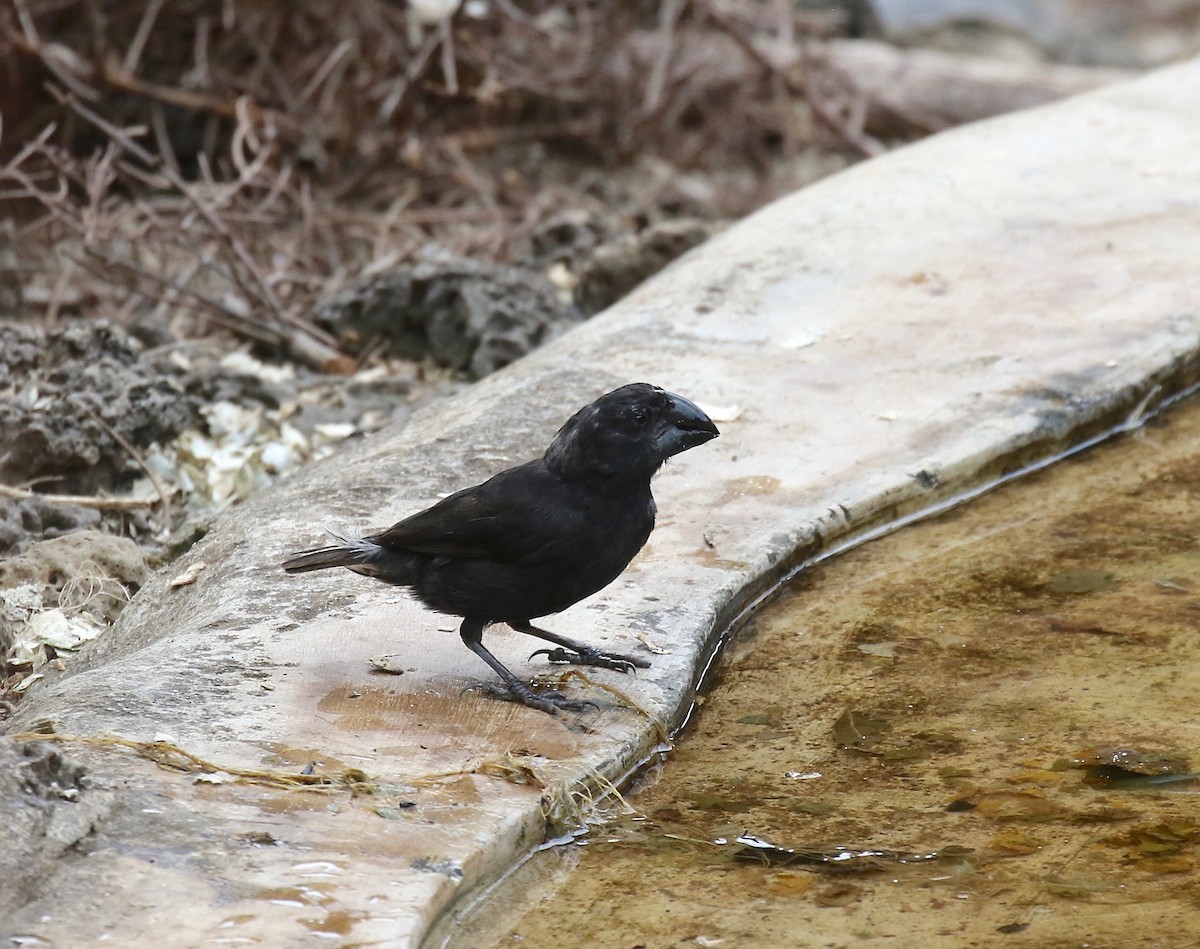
[447,392,1200,948]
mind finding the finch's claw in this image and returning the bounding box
[471,680,598,715]
[529,645,648,674]
[535,690,601,713]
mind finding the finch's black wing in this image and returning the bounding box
[369,460,580,565]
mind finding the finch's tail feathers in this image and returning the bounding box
[281,527,382,574]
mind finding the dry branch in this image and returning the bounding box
[822,40,1132,135]
[80,404,174,525]
[0,483,157,511]
[1,0,1018,375]
[700,0,885,158]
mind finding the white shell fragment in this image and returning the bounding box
[170,562,209,588]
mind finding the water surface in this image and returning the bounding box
[443,395,1200,948]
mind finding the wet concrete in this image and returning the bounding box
[447,389,1200,949]
[4,62,1200,947]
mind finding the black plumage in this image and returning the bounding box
[282,383,719,713]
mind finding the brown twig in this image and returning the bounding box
[80,405,174,524]
[6,28,304,137]
[0,484,156,511]
[4,733,369,792]
[700,0,884,158]
[642,0,685,117]
[377,28,441,122]
[60,95,288,323]
[44,92,349,369]
[75,248,353,374]
[121,0,167,76]
[71,248,279,345]
[0,0,893,379]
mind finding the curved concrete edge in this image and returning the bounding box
[5,60,1200,947]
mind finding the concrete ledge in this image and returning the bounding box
[6,60,1200,947]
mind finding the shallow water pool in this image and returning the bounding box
[441,394,1200,948]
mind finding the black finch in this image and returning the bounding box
[282,383,720,714]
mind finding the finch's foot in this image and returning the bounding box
[529,645,651,674]
[473,680,599,715]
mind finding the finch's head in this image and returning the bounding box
[545,383,720,483]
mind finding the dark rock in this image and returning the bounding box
[526,208,617,268]
[126,310,179,349]
[577,219,714,315]
[17,743,88,799]
[0,495,103,556]
[183,360,290,410]
[0,220,22,318]
[314,256,576,379]
[0,507,24,553]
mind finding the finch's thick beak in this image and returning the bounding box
[655,392,720,457]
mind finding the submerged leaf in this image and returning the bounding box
[1045,568,1118,595]
[1071,746,1191,777]
[832,709,891,748]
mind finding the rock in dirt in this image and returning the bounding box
[0,530,149,618]
[525,208,620,269]
[0,494,101,557]
[313,256,576,379]
[0,320,415,556]
[0,531,148,666]
[0,321,198,493]
[577,219,715,315]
